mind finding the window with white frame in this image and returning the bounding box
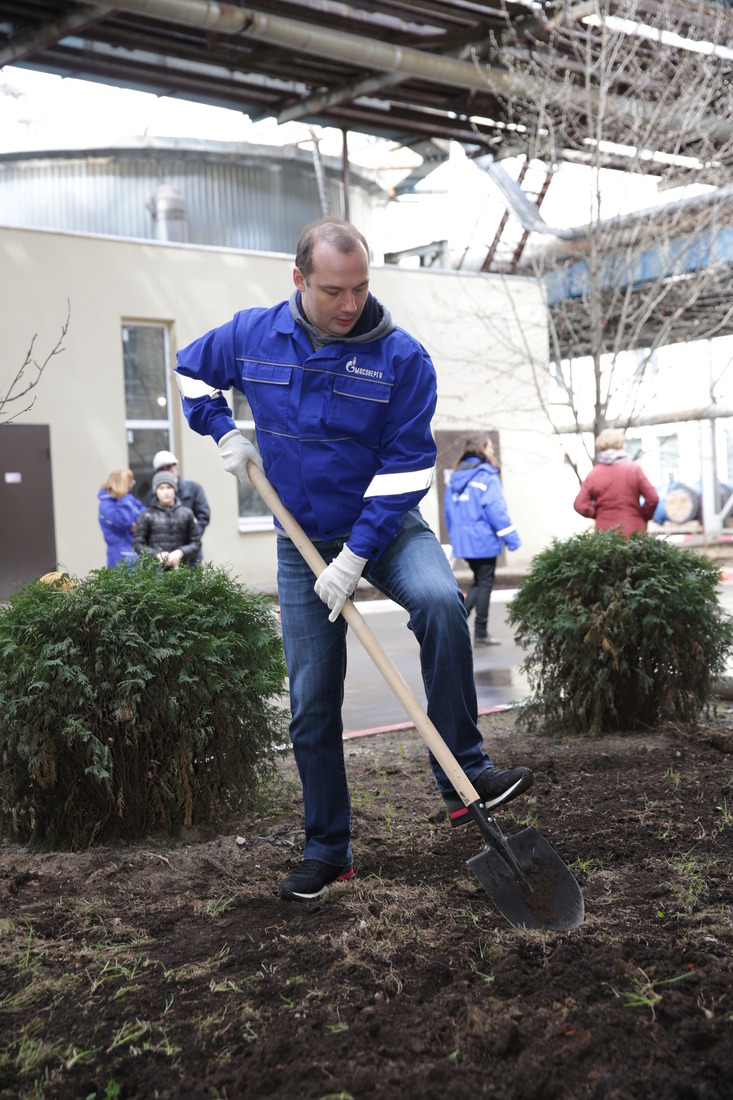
[122,323,174,503]
[232,391,272,530]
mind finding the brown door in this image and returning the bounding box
[0,424,57,598]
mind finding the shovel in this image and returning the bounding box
[248,462,584,931]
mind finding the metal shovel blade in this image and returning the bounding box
[468,827,585,931]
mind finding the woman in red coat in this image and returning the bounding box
[573,428,659,537]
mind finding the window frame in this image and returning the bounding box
[122,322,176,502]
[232,393,273,533]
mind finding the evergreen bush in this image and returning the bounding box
[0,561,289,847]
[507,530,733,734]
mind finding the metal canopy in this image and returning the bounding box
[2,1,731,166]
[0,0,536,153]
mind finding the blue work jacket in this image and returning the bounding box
[444,459,521,560]
[97,490,145,568]
[175,300,437,560]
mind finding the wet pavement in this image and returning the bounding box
[342,588,528,735]
[341,580,733,735]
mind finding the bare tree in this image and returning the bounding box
[0,303,70,425]
[475,0,733,479]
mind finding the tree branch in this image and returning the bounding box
[0,301,71,424]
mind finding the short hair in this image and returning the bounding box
[101,468,135,499]
[595,428,625,452]
[295,218,369,278]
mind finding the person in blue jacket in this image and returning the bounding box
[97,468,145,567]
[444,435,521,646]
[174,217,533,902]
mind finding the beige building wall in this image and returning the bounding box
[1,225,580,589]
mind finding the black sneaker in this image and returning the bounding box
[443,766,534,828]
[278,858,355,901]
[474,634,502,646]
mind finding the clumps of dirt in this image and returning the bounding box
[1,708,732,1099]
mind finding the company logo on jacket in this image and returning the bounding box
[345,355,383,380]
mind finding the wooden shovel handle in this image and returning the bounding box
[248,461,480,807]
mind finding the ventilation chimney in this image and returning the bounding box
[147,184,188,243]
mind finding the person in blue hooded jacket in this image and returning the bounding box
[444,435,521,646]
[174,217,533,902]
[97,468,145,567]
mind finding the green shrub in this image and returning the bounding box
[0,560,289,847]
[507,530,733,735]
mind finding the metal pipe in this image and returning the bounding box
[146,184,188,242]
[33,1,729,153]
[555,407,733,433]
[275,72,402,126]
[83,0,710,136]
[85,0,501,94]
[476,153,733,245]
[0,4,110,66]
[309,130,331,217]
[272,31,491,125]
[342,129,350,222]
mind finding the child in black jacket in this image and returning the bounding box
[132,470,201,568]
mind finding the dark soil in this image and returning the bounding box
[2,708,733,1100]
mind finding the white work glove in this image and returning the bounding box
[218,429,264,486]
[314,545,368,622]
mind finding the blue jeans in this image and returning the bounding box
[276,508,493,866]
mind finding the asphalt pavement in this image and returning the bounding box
[342,588,528,735]
[341,579,733,736]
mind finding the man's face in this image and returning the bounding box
[293,240,370,338]
[158,463,179,479]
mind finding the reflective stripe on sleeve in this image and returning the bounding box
[363,467,434,498]
[497,525,516,537]
[175,373,221,399]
